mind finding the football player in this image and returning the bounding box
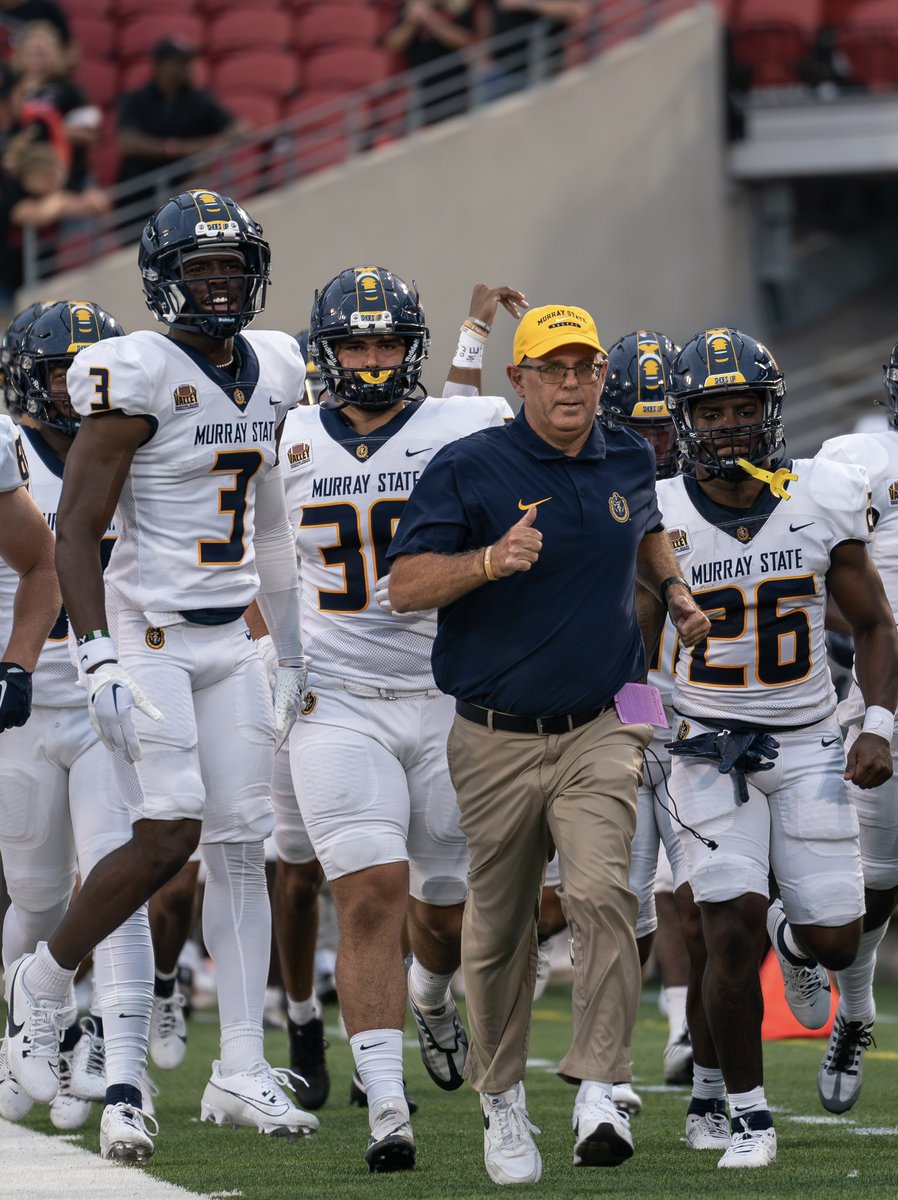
[274,267,521,1171]
[811,342,898,1113]
[0,300,159,1157]
[3,190,318,1143]
[654,327,898,1168]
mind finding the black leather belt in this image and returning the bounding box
[456,699,612,735]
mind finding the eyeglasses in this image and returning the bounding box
[517,361,604,385]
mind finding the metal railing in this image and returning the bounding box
[22,0,696,288]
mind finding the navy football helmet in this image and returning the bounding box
[139,189,270,339]
[601,330,680,479]
[879,340,898,429]
[17,301,125,437]
[308,266,430,410]
[1,301,53,414]
[666,327,785,481]
[295,328,326,406]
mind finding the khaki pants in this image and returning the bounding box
[447,708,650,1093]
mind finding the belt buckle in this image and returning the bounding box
[535,717,545,735]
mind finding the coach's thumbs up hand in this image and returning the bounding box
[488,504,544,578]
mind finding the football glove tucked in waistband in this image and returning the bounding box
[665,729,779,806]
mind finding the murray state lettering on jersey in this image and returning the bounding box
[657,457,872,728]
[283,394,510,690]
[68,329,303,619]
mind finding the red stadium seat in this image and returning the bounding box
[836,26,898,87]
[70,17,116,59]
[65,0,114,15]
[225,91,284,129]
[113,0,193,14]
[303,47,393,94]
[72,58,119,108]
[730,0,821,86]
[207,11,294,60]
[118,15,204,63]
[211,52,302,102]
[293,4,380,52]
[199,0,286,12]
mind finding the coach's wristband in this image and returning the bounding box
[862,704,895,742]
[659,576,690,606]
[78,635,117,673]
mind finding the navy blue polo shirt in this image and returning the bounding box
[387,406,662,717]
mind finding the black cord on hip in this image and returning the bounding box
[642,743,718,852]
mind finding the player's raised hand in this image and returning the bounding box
[468,284,528,327]
[488,504,543,577]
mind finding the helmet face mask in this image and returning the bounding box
[17,301,125,437]
[139,190,270,339]
[295,328,326,405]
[879,342,898,429]
[600,330,680,479]
[1,301,53,415]
[308,266,430,411]
[667,327,786,481]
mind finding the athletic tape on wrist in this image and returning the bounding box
[862,704,895,741]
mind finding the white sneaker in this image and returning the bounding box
[365,1103,416,1173]
[663,1028,693,1085]
[481,1082,542,1185]
[766,900,830,1029]
[100,1102,157,1163]
[685,1101,730,1149]
[817,1012,875,1113]
[533,938,553,1002]
[68,1019,106,1101]
[409,992,468,1090]
[611,1081,642,1116]
[4,954,73,1103]
[200,1060,319,1137]
[141,1069,159,1119]
[149,992,187,1070]
[0,1039,33,1120]
[49,1049,92,1130]
[718,1116,777,1169]
[572,1088,634,1167]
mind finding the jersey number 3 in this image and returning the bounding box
[199,450,264,565]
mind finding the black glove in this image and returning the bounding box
[0,662,32,732]
[666,729,779,805]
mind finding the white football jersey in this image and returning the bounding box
[0,416,29,667]
[647,616,677,709]
[282,395,511,690]
[68,329,303,620]
[818,429,898,624]
[658,457,872,727]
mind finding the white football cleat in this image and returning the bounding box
[0,1039,33,1120]
[365,1103,416,1173]
[100,1102,157,1163]
[611,1081,642,1116]
[573,1088,634,1167]
[68,1018,106,1101]
[409,992,468,1090]
[718,1116,777,1169]
[149,992,187,1069]
[49,1048,92,1130]
[818,1012,875,1113]
[200,1060,319,1137]
[4,954,73,1103]
[685,1100,730,1150]
[766,899,831,1029]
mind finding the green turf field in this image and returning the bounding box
[5,980,898,1198]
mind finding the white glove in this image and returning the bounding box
[273,661,308,753]
[87,663,164,763]
[255,634,278,689]
[374,574,394,612]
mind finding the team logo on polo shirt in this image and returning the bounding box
[608,492,629,523]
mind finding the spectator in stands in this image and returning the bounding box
[0,140,108,317]
[384,1,482,126]
[0,0,69,56]
[485,0,588,98]
[116,37,246,193]
[11,22,100,191]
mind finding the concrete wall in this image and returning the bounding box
[26,4,758,398]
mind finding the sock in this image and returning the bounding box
[287,994,320,1026]
[94,903,153,1092]
[2,898,69,970]
[727,1085,768,1121]
[221,1022,264,1076]
[24,941,76,1001]
[154,967,177,999]
[407,958,454,1011]
[836,923,888,1025]
[105,1082,142,1109]
[350,1028,406,1122]
[60,1021,83,1054]
[663,985,688,1043]
[770,901,814,965]
[692,1064,725,1101]
[576,1079,612,1105]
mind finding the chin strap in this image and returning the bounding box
[736,458,798,499]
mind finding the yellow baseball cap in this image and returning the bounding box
[513,304,605,364]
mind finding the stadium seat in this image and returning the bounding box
[225,91,284,130]
[303,47,394,94]
[118,15,204,64]
[72,58,118,108]
[207,10,294,60]
[114,0,193,15]
[70,17,116,58]
[212,52,302,102]
[293,4,381,52]
[731,0,821,86]
[199,0,286,12]
[65,0,113,15]
[835,27,898,88]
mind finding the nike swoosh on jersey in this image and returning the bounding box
[789,522,814,532]
[405,447,433,457]
[518,497,552,510]
[821,736,841,747]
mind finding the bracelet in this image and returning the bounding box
[483,544,498,582]
[659,575,690,605]
[862,704,895,742]
[78,634,117,673]
[453,325,486,369]
[466,316,491,335]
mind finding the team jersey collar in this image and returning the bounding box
[512,406,607,461]
[171,334,261,413]
[319,399,424,460]
[685,461,793,543]
[21,424,64,479]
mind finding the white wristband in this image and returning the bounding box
[452,325,486,369]
[862,704,895,742]
[78,635,117,672]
